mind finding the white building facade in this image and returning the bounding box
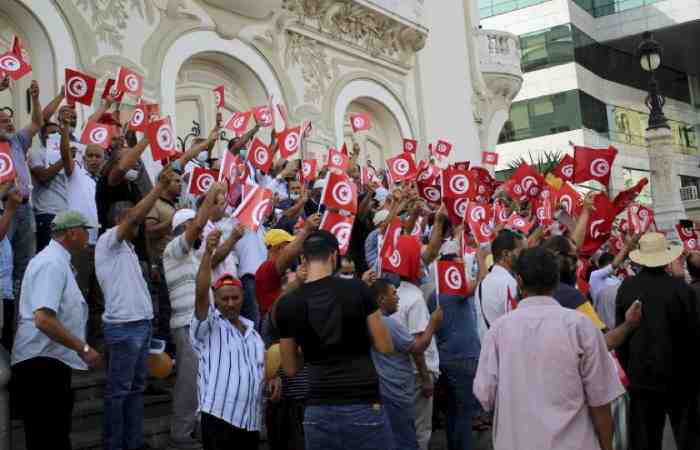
[0,0,522,174]
[481,0,700,220]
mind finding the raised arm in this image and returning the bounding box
[115,167,174,242]
[571,193,594,251]
[59,124,74,177]
[275,213,321,274]
[211,223,245,269]
[23,81,43,138]
[176,126,219,168]
[87,96,115,124]
[0,185,21,240]
[108,136,149,187]
[422,204,448,265]
[42,87,65,123]
[185,182,224,246]
[228,122,261,155]
[195,229,221,320]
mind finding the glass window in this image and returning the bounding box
[520,25,576,72]
[580,91,609,134]
[479,0,551,18]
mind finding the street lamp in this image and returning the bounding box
[637,31,669,130]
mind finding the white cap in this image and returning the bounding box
[172,209,196,231]
[373,209,390,226]
[440,239,460,256]
[313,178,326,190]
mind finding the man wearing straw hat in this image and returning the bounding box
[615,232,700,450]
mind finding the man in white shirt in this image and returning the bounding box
[12,211,102,450]
[589,239,636,329]
[474,229,524,340]
[192,230,266,449]
[96,168,177,450]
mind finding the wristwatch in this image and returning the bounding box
[82,344,90,355]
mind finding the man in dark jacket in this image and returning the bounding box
[616,232,700,450]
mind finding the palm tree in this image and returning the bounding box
[497,150,564,181]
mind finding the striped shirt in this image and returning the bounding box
[191,306,265,431]
[163,234,200,329]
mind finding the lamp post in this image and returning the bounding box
[637,31,669,130]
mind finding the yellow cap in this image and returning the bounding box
[264,229,294,247]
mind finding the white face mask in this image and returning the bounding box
[338,273,354,280]
[289,192,300,201]
[197,151,209,163]
[124,169,139,181]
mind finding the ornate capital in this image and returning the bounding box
[281,0,428,70]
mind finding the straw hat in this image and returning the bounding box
[629,232,683,268]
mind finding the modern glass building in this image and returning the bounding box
[480,0,700,216]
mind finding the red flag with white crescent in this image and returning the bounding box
[247,137,274,174]
[552,154,575,182]
[277,127,301,160]
[417,181,441,205]
[116,66,143,98]
[320,211,355,255]
[327,148,349,171]
[627,204,654,235]
[433,139,453,158]
[320,171,358,215]
[441,167,475,199]
[482,151,498,165]
[128,102,148,132]
[80,121,114,150]
[350,113,371,132]
[444,197,470,226]
[0,51,31,81]
[386,153,417,183]
[676,223,698,251]
[403,138,418,154]
[101,79,125,102]
[506,213,534,235]
[0,142,17,184]
[253,105,273,128]
[65,69,96,106]
[233,185,273,230]
[435,260,469,297]
[146,116,177,161]
[224,111,252,137]
[301,159,318,183]
[11,36,30,65]
[573,145,618,187]
[213,85,225,108]
[581,193,616,256]
[188,167,220,196]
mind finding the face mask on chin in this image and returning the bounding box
[289,192,300,201]
[197,151,209,163]
[338,273,354,280]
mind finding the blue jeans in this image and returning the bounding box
[103,320,152,450]
[303,404,391,450]
[383,398,419,450]
[8,202,35,298]
[441,358,478,450]
[240,275,259,329]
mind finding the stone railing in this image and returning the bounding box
[680,185,699,201]
[476,29,522,79]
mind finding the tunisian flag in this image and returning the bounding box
[511,164,545,198]
[327,148,350,171]
[253,105,273,127]
[320,172,358,214]
[417,182,441,205]
[0,142,17,183]
[301,159,318,183]
[444,197,470,226]
[65,69,96,106]
[506,213,534,235]
[350,114,371,132]
[581,193,615,256]
[146,116,177,161]
[441,167,475,199]
[320,211,355,256]
[435,260,469,297]
[233,185,273,230]
[386,153,417,183]
[213,85,225,108]
[277,126,301,159]
[224,111,252,136]
[433,140,453,158]
[627,204,655,235]
[0,51,31,81]
[552,154,575,181]
[80,121,114,149]
[403,138,418,154]
[101,78,125,102]
[556,182,582,217]
[128,102,148,132]
[116,66,143,98]
[188,167,220,196]
[247,138,274,174]
[612,178,649,215]
[676,223,699,251]
[573,145,618,187]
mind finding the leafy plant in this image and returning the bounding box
[498,150,564,180]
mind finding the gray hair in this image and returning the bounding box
[107,201,134,228]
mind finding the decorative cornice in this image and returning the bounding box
[280,0,427,70]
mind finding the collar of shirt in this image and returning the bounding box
[212,308,256,339]
[517,296,560,309]
[48,239,72,264]
[490,264,514,279]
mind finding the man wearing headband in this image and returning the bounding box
[192,230,265,449]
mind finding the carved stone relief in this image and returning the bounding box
[285,31,337,105]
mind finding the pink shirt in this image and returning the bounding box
[474,296,625,450]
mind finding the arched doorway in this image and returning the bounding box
[174,52,272,158]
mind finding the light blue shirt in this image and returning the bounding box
[8,129,33,195]
[0,222,13,300]
[371,315,416,406]
[96,227,154,323]
[11,240,88,369]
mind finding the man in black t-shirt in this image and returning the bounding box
[276,230,393,450]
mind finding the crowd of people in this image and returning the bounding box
[1,72,699,450]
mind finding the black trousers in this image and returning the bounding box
[629,389,700,450]
[12,357,74,450]
[266,398,306,450]
[201,413,259,450]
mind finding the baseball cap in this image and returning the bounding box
[264,229,294,247]
[211,274,243,291]
[51,211,92,232]
[172,209,196,231]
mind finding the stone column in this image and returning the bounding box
[647,127,686,232]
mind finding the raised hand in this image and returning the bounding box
[205,229,222,254]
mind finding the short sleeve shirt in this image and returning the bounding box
[276,276,381,405]
[11,240,88,370]
[255,260,281,317]
[9,130,33,195]
[28,146,70,215]
[371,315,416,405]
[95,227,153,323]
